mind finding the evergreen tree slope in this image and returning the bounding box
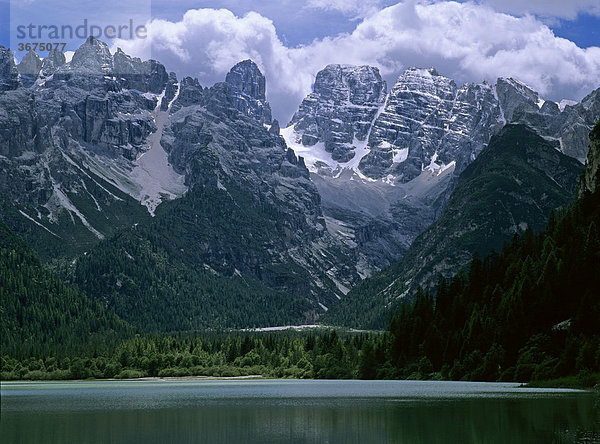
[0,220,131,358]
[69,181,317,332]
[325,124,583,329]
[383,119,600,382]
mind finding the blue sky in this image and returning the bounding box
[1,1,599,122]
[2,0,599,49]
[552,13,600,48]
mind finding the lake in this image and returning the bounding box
[2,379,599,443]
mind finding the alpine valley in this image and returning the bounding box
[1,36,599,338]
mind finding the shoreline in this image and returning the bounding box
[1,375,265,383]
[1,376,593,391]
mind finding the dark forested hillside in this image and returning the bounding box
[0,220,131,359]
[68,181,317,332]
[366,120,600,383]
[383,188,600,382]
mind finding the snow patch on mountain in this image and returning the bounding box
[131,89,187,216]
[281,125,335,172]
[282,125,375,182]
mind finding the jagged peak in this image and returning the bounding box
[232,59,260,70]
[42,49,66,66]
[496,77,539,98]
[225,59,272,124]
[498,76,532,89]
[390,67,455,96]
[38,49,66,78]
[17,50,42,76]
[112,48,144,71]
[19,50,41,64]
[0,45,20,92]
[69,36,113,73]
[181,76,202,88]
[225,59,266,101]
[312,63,386,98]
[393,67,452,86]
[321,63,380,73]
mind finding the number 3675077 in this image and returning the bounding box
[17,42,67,52]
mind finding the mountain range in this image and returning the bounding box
[283,64,599,272]
[1,37,599,330]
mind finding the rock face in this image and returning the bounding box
[511,86,600,162]
[39,49,66,78]
[495,77,540,122]
[0,39,360,323]
[361,68,503,182]
[289,64,386,162]
[17,51,42,87]
[113,48,169,94]
[284,65,599,272]
[68,36,114,74]
[225,60,272,124]
[0,38,174,257]
[0,46,20,92]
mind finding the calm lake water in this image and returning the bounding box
[2,379,599,443]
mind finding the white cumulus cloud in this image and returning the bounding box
[112,2,600,124]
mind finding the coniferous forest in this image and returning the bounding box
[1,121,600,387]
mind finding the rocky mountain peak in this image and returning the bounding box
[17,51,42,86]
[39,49,66,78]
[173,76,204,109]
[358,66,495,182]
[113,48,169,94]
[0,46,20,92]
[405,67,440,76]
[495,77,540,121]
[392,66,455,97]
[112,47,136,72]
[69,36,113,74]
[226,59,266,101]
[310,64,387,106]
[225,59,272,124]
[286,64,386,164]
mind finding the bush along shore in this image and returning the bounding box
[2,328,599,389]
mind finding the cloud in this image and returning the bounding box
[112,2,600,124]
[473,0,600,20]
[305,0,383,18]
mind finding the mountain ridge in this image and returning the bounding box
[1,39,599,330]
[283,63,599,272]
[324,124,584,328]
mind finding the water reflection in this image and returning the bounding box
[2,381,599,443]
